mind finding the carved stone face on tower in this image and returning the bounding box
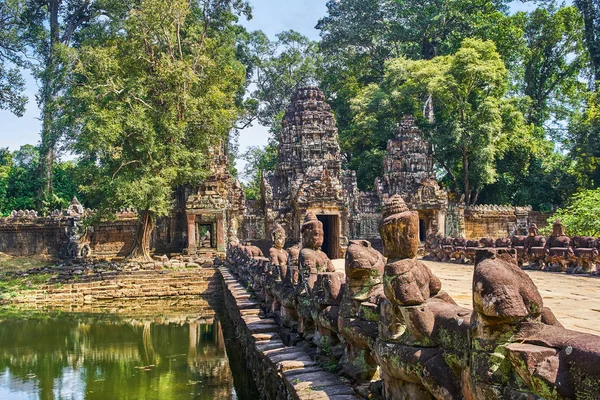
[378,195,419,260]
[301,212,324,250]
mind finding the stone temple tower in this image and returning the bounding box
[263,87,358,259]
[375,115,448,239]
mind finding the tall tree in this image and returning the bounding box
[240,29,321,131]
[10,0,128,210]
[67,0,248,260]
[0,0,27,115]
[316,0,525,190]
[521,5,588,129]
[352,39,531,205]
[574,0,600,86]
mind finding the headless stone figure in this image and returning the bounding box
[339,239,385,382]
[545,219,573,272]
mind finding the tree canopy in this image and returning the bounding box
[65,0,248,259]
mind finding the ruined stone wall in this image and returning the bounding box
[528,211,552,231]
[0,210,190,260]
[464,205,538,239]
[0,216,64,257]
[464,205,518,238]
[349,192,380,240]
[240,200,267,241]
[89,219,139,259]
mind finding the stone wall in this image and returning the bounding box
[240,200,267,241]
[0,216,64,257]
[463,205,547,239]
[0,210,187,260]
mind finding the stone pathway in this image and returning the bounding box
[422,260,600,336]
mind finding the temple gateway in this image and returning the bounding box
[240,87,450,258]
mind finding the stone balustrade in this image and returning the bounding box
[225,200,600,400]
[425,220,600,275]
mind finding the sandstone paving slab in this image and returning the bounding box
[246,321,280,334]
[252,332,281,342]
[266,350,312,365]
[422,259,600,335]
[233,300,261,310]
[277,359,319,372]
[255,339,286,352]
[283,367,324,378]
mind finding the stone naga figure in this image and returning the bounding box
[338,239,385,383]
[544,219,573,272]
[375,195,467,400]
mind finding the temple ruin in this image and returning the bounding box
[0,87,549,261]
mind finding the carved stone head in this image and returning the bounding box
[271,223,286,250]
[301,211,324,250]
[378,195,419,260]
[528,223,540,237]
[552,219,566,237]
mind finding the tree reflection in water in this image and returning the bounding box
[0,310,239,399]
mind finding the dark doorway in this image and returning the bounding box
[317,215,340,259]
[419,218,427,242]
[196,224,214,249]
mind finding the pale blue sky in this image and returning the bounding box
[0,0,536,173]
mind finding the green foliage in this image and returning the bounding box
[0,145,80,215]
[573,0,600,85]
[352,39,529,204]
[240,29,321,132]
[241,144,277,200]
[66,0,247,256]
[567,92,600,186]
[521,5,588,129]
[542,189,600,236]
[0,0,28,116]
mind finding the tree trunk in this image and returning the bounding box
[37,0,61,210]
[463,150,470,206]
[129,209,155,261]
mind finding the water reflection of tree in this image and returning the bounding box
[0,315,234,399]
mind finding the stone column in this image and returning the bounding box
[437,208,447,237]
[216,212,225,252]
[186,213,196,254]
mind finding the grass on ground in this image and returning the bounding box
[0,253,56,300]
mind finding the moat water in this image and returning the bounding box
[0,300,259,400]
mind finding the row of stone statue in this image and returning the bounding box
[226,195,600,400]
[425,220,600,274]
